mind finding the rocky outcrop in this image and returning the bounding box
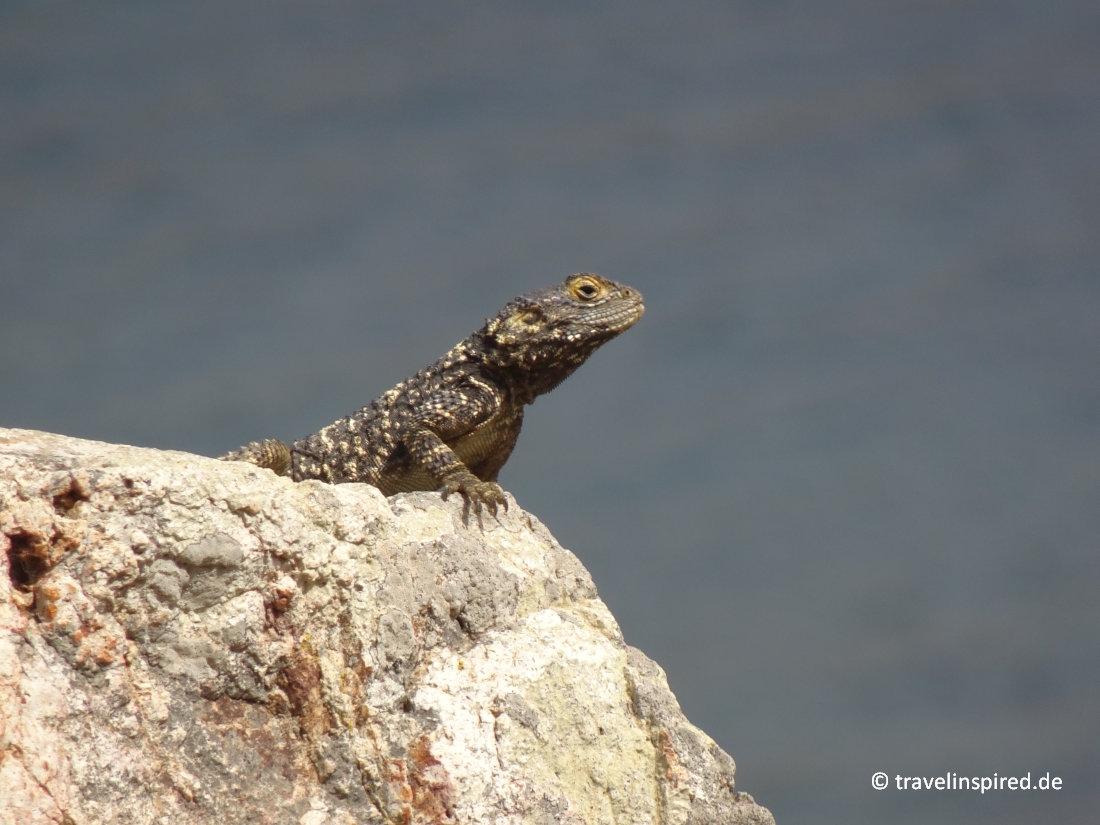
[0,428,774,825]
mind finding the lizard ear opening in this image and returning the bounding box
[517,307,543,326]
[494,305,546,346]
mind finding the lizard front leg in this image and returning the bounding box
[403,388,509,516]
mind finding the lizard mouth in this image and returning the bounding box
[599,290,645,333]
[619,302,645,331]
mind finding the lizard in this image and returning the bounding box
[220,273,644,515]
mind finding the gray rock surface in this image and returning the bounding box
[0,428,775,825]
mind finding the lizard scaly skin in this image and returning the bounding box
[221,273,644,514]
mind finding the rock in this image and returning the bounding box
[0,428,775,825]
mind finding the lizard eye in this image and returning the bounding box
[570,275,604,301]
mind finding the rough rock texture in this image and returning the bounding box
[0,428,775,825]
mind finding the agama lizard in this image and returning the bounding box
[220,273,644,514]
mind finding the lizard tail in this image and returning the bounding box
[219,438,292,477]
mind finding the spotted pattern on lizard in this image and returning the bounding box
[220,273,644,515]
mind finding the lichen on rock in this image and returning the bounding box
[0,427,775,825]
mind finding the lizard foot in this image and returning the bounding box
[441,478,508,519]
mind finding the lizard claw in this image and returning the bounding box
[441,478,508,518]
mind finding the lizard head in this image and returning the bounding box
[482,273,644,375]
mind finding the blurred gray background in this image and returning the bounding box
[3,2,1098,822]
